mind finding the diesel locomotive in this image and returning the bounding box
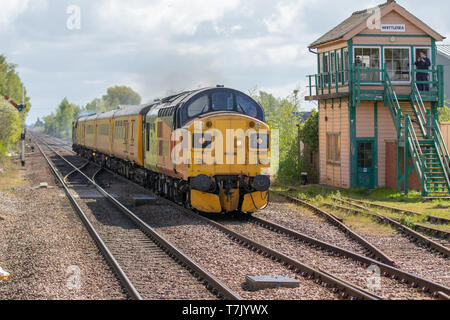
[73,86,271,213]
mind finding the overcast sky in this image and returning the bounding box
[1,0,449,124]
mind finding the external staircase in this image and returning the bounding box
[353,64,449,197]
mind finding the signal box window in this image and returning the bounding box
[385,48,410,82]
[354,47,380,81]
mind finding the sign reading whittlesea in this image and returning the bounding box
[380,24,406,32]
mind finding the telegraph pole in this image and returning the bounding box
[21,86,25,166]
[293,89,302,181]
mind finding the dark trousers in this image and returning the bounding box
[416,72,429,91]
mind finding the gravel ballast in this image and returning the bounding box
[0,148,125,299]
[219,218,430,300]
[258,196,450,288]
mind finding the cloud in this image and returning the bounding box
[0,1,30,27]
[264,0,317,34]
[2,0,447,126]
[96,0,240,36]
[0,0,48,28]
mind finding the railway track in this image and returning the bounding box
[36,134,450,300]
[33,134,241,300]
[154,198,383,300]
[152,199,450,299]
[86,163,448,300]
[337,197,450,225]
[321,200,450,248]
[271,192,395,265]
[329,197,450,255]
[273,191,450,289]
[246,215,449,299]
[39,135,381,300]
[336,197,450,241]
[274,191,450,255]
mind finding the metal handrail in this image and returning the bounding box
[404,115,427,192]
[431,118,450,189]
[406,115,426,168]
[410,83,427,137]
[383,70,403,132]
[411,66,445,108]
[307,69,350,96]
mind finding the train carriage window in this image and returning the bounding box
[131,121,135,140]
[212,92,233,111]
[188,95,209,118]
[124,122,129,140]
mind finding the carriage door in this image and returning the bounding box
[357,140,375,189]
[123,120,129,158]
[129,120,135,157]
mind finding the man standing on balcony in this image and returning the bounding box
[415,50,431,91]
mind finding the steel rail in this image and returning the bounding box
[340,196,450,225]
[272,191,395,266]
[332,197,450,257]
[34,134,241,300]
[35,141,143,300]
[39,134,449,299]
[413,224,450,242]
[63,160,90,185]
[322,201,450,242]
[248,215,450,298]
[153,197,382,301]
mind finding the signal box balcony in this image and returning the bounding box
[305,64,445,107]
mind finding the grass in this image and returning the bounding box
[0,158,26,191]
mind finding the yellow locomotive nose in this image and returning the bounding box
[187,114,270,213]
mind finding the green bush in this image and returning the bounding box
[0,55,30,162]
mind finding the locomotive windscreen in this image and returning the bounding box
[179,88,264,126]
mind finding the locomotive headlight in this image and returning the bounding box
[250,134,269,149]
[236,139,243,147]
[193,133,212,149]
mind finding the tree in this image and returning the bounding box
[39,85,141,140]
[0,55,31,160]
[43,113,57,136]
[102,86,141,110]
[0,100,21,158]
[32,117,44,128]
[251,89,302,182]
[439,98,450,122]
[54,98,82,138]
[299,110,319,153]
[85,98,107,113]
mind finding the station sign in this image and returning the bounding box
[380,24,406,32]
